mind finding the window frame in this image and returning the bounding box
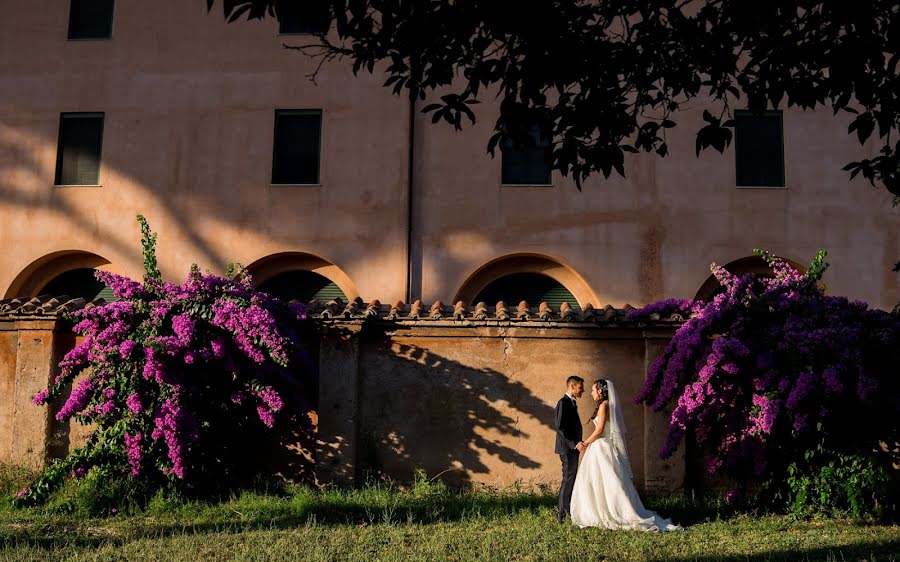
[499,124,554,187]
[67,0,115,41]
[277,3,332,36]
[271,109,323,186]
[54,112,105,187]
[734,109,786,189]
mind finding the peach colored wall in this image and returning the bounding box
[1,1,898,312]
[354,329,659,489]
[2,316,684,493]
[414,98,899,310]
[0,1,410,302]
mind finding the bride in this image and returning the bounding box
[570,379,683,531]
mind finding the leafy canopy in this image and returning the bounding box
[208,0,900,195]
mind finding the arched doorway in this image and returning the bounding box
[38,268,116,302]
[257,270,347,303]
[245,252,358,304]
[4,251,116,300]
[473,272,580,310]
[454,254,597,309]
[693,255,808,302]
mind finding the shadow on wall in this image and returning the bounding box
[357,338,557,487]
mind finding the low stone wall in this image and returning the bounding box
[0,297,685,494]
[314,319,683,493]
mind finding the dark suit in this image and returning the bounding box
[554,395,582,521]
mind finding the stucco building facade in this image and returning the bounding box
[0,1,898,489]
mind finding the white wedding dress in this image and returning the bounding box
[570,382,682,531]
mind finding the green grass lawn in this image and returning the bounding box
[0,468,897,561]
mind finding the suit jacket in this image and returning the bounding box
[554,396,583,455]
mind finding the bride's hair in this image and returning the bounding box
[590,379,609,420]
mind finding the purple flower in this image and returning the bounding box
[56,377,96,421]
[119,340,137,358]
[124,432,143,476]
[210,338,226,359]
[256,404,276,428]
[29,246,315,501]
[256,386,284,412]
[171,314,194,345]
[786,372,814,411]
[126,392,143,413]
[634,247,900,487]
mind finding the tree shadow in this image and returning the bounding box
[352,331,558,487]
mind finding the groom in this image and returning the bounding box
[555,375,585,523]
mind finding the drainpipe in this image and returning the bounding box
[405,82,416,303]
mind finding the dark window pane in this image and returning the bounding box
[501,125,552,184]
[279,1,331,34]
[474,273,579,311]
[68,0,114,39]
[258,270,346,303]
[735,110,784,187]
[38,268,117,302]
[55,113,104,186]
[272,110,322,184]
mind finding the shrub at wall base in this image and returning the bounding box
[16,216,312,506]
[631,249,899,516]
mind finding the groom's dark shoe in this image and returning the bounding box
[557,511,569,524]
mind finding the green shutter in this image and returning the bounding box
[272,110,322,184]
[55,113,104,186]
[735,110,784,187]
[473,273,580,311]
[501,125,552,185]
[258,270,347,304]
[278,1,331,34]
[68,0,114,40]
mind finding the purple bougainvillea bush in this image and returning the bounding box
[631,250,900,515]
[17,216,311,506]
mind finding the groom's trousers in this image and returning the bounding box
[558,449,579,520]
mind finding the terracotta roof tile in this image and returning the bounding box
[302,298,682,324]
[0,295,100,317]
[0,295,685,325]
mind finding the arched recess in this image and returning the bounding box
[693,255,810,302]
[244,252,359,303]
[454,254,598,310]
[4,250,116,300]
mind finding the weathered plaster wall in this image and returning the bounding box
[0,1,410,303]
[1,1,897,312]
[318,321,683,493]
[1,314,684,494]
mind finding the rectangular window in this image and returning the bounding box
[55,113,104,186]
[278,2,331,34]
[735,110,785,187]
[272,110,322,184]
[501,125,552,185]
[68,0,114,40]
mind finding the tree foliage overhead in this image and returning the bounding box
[208,0,900,194]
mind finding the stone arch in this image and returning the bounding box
[4,250,116,299]
[693,254,809,302]
[243,252,359,303]
[453,254,598,309]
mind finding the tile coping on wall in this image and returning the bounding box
[0,294,692,325]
